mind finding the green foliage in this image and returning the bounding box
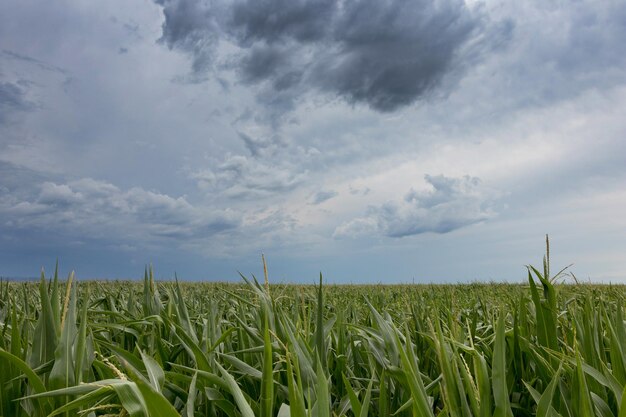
[1,242,626,416]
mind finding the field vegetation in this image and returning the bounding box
[1,240,626,416]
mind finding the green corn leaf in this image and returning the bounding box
[492,313,514,417]
[286,349,307,417]
[49,273,78,391]
[216,361,256,417]
[260,314,275,417]
[315,353,330,417]
[139,348,165,393]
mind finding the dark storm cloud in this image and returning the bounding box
[155,0,221,74]
[229,0,335,45]
[334,175,500,238]
[154,0,495,112]
[238,44,294,84]
[311,0,484,111]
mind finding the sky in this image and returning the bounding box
[1,0,625,283]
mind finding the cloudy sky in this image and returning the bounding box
[1,0,625,282]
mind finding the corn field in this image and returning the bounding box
[1,245,626,416]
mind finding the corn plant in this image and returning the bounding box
[1,238,625,416]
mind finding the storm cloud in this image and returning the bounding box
[155,0,499,112]
[2,0,626,281]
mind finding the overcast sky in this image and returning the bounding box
[1,0,625,283]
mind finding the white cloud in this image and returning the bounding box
[334,175,501,238]
[1,178,240,242]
